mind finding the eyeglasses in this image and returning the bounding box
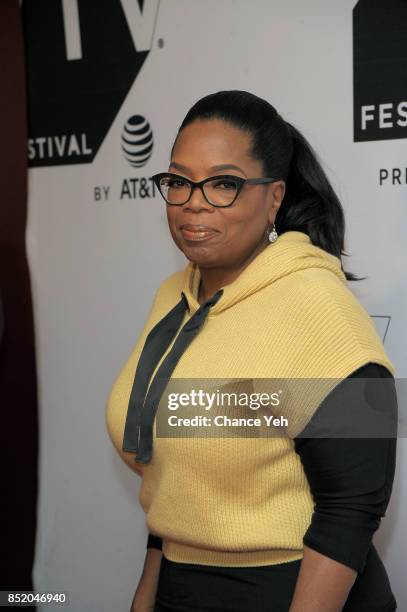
[150,172,279,208]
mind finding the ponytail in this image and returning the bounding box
[279,121,366,281]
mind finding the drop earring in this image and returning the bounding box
[268,223,278,243]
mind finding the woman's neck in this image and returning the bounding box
[196,238,269,305]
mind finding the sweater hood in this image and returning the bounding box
[180,231,347,316]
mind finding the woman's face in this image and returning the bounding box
[166,118,285,268]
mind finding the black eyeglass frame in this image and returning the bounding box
[150,172,279,208]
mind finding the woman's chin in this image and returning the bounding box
[181,245,219,266]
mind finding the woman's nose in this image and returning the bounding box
[184,185,213,210]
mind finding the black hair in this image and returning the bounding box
[172,90,365,282]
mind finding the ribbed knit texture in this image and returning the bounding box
[105,231,395,567]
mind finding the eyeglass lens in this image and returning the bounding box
[159,176,240,206]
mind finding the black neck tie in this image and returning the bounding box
[122,288,224,464]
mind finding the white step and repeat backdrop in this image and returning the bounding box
[22,0,406,610]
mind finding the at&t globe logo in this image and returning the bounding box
[121,115,153,168]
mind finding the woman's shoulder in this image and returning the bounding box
[159,268,185,292]
[145,268,185,325]
[153,268,185,306]
[285,267,372,321]
[276,267,395,377]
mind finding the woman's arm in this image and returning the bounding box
[130,546,162,612]
[289,545,356,612]
[289,363,397,611]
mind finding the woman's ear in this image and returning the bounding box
[273,180,286,206]
[267,182,284,225]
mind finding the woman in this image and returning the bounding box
[106,90,398,611]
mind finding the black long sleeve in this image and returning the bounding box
[294,362,397,573]
[146,532,163,551]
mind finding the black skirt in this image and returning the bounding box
[154,544,397,612]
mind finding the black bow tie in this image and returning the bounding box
[122,288,223,464]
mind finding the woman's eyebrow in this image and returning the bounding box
[169,161,245,174]
[210,163,246,173]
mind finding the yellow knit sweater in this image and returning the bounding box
[105,231,395,567]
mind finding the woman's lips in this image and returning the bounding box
[180,228,219,242]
